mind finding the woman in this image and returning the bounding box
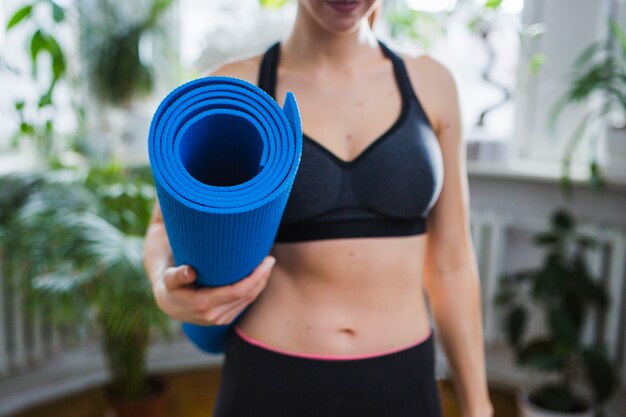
[144,1,493,416]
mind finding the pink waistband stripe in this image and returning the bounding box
[233,326,433,361]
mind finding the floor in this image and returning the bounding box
[14,368,519,417]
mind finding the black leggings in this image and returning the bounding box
[213,328,443,417]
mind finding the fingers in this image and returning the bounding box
[157,256,275,326]
[199,268,271,324]
[219,275,270,323]
[218,299,250,325]
[163,265,196,292]
[199,256,275,306]
[202,298,250,326]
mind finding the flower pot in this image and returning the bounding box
[106,377,169,417]
[517,388,593,417]
[599,126,626,181]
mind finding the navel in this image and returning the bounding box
[339,328,356,337]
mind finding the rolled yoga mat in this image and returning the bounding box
[148,76,302,353]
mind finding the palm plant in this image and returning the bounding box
[0,163,170,401]
[549,17,626,192]
[494,208,618,414]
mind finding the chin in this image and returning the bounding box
[322,17,363,34]
[301,0,377,34]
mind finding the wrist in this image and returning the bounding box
[463,400,493,417]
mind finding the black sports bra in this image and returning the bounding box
[259,40,444,243]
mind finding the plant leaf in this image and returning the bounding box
[6,5,33,30]
[547,306,579,346]
[529,53,547,75]
[609,18,626,53]
[581,344,618,403]
[45,36,66,79]
[38,92,53,108]
[259,0,289,8]
[572,41,604,70]
[590,159,606,190]
[30,30,46,76]
[547,94,571,140]
[575,233,597,249]
[533,232,559,246]
[50,1,65,23]
[506,306,527,346]
[484,0,503,9]
[561,111,593,181]
[517,338,566,371]
[552,208,575,231]
[32,270,88,293]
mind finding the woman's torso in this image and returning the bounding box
[231,40,443,355]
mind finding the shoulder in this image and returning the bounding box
[200,53,265,85]
[399,50,461,134]
[403,53,458,96]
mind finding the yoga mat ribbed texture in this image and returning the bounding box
[148,76,302,353]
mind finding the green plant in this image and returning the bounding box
[6,0,67,111]
[5,0,77,159]
[259,0,291,7]
[495,208,618,414]
[549,17,626,193]
[3,0,172,401]
[80,0,173,105]
[0,162,170,400]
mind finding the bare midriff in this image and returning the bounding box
[235,233,432,356]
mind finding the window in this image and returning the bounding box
[377,0,523,163]
[513,0,614,166]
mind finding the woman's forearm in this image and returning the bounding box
[144,222,174,285]
[143,202,174,286]
[427,261,492,417]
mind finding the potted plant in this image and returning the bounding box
[549,11,626,192]
[80,0,173,106]
[0,162,172,417]
[4,3,172,413]
[494,208,618,417]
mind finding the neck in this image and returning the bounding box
[282,8,379,69]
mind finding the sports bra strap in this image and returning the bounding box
[376,40,416,104]
[257,42,280,98]
[257,40,419,115]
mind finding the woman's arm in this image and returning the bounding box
[408,56,493,417]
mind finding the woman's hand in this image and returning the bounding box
[144,200,276,326]
[152,256,276,326]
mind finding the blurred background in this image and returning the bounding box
[0,0,624,416]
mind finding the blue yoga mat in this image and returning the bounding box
[148,76,302,353]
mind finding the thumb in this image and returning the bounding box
[163,265,195,291]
